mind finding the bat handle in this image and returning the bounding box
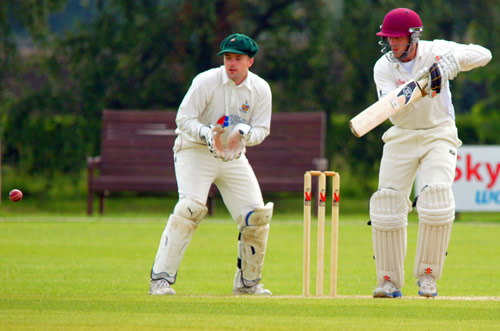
[416,77,429,92]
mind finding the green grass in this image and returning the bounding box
[0,213,499,329]
[2,192,499,222]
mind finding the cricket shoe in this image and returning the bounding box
[233,284,272,295]
[418,274,438,297]
[149,278,176,295]
[373,280,402,298]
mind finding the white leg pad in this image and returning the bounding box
[370,189,409,289]
[237,202,274,232]
[151,214,199,284]
[414,184,455,280]
[173,198,208,223]
[234,202,273,288]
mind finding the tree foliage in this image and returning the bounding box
[1,0,498,194]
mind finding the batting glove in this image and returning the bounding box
[437,51,461,81]
[414,64,442,98]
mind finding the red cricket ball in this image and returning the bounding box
[9,189,23,202]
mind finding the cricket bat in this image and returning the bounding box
[349,77,428,138]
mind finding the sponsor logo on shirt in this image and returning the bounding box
[216,115,249,128]
[217,115,229,127]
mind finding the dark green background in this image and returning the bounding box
[1,0,498,200]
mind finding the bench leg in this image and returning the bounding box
[87,190,93,215]
[207,196,215,216]
[99,194,105,214]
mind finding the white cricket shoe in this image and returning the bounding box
[373,280,402,298]
[149,279,176,295]
[233,284,272,295]
[418,274,438,297]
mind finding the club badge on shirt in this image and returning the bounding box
[240,101,250,113]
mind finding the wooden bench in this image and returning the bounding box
[87,110,191,214]
[87,110,327,215]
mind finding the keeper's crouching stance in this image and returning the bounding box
[148,33,274,295]
[150,200,273,296]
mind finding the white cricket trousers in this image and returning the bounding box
[378,123,461,201]
[173,137,265,220]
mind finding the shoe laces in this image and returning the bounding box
[152,279,170,289]
[382,280,398,292]
[244,284,264,293]
[238,283,266,293]
[419,274,436,289]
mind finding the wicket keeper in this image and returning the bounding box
[149,33,273,295]
[369,8,491,298]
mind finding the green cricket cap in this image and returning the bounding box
[217,33,258,57]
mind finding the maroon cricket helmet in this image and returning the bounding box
[377,8,423,38]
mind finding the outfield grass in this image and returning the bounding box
[0,213,499,330]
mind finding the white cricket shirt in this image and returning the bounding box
[374,40,492,129]
[175,65,272,146]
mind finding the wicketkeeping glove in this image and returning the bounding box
[224,123,252,161]
[199,125,225,158]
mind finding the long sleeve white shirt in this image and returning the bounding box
[374,40,492,129]
[175,66,272,146]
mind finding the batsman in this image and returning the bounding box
[369,8,491,298]
[149,33,273,295]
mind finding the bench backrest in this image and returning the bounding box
[99,110,326,193]
[99,110,177,177]
[246,112,327,192]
